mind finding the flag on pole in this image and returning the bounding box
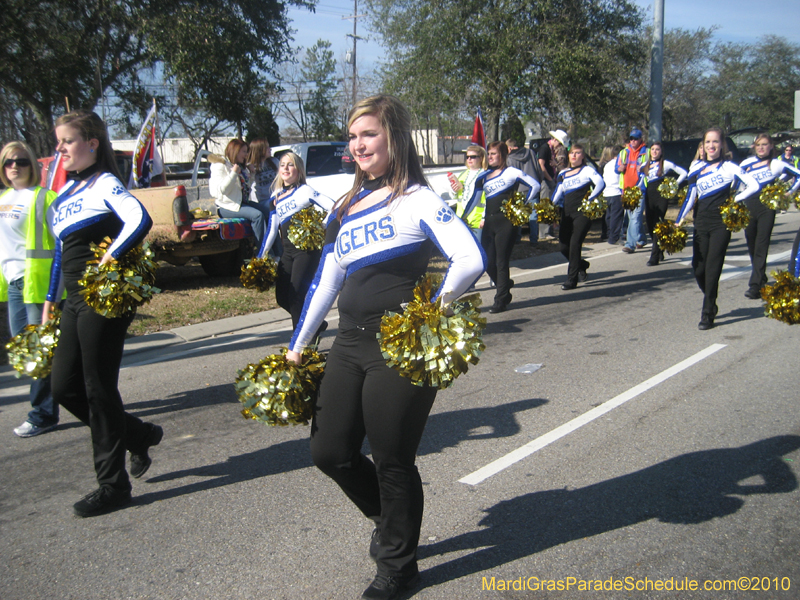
[44,152,68,192]
[471,108,486,149]
[130,100,164,189]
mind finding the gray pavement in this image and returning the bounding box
[2,215,800,600]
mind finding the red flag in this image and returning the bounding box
[471,108,486,148]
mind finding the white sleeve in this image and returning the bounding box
[664,160,688,186]
[100,177,152,259]
[586,167,605,201]
[413,191,486,305]
[288,246,346,352]
[730,163,759,203]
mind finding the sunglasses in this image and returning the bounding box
[3,158,31,168]
[466,155,480,159]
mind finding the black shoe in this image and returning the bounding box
[744,288,761,300]
[73,487,132,518]
[361,573,420,600]
[698,316,714,331]
[578,268,588,282]
[561,281,577,290]
[646,259,658,266]
[130,424,163,479]
[369,528,380,562]
[489,303,507,314]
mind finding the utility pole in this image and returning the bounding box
[648,0,664,142]
[343,0,366,108]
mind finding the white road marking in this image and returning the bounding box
[459,343,727,486]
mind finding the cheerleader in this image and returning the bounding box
[257,152,335,329]
[739,134,800,298]
[42,110,163,517]
[466,141,540,313]
[677,128,759,330]
[639,141,688,266]
[551,144,605,290]
[286,95,484,600]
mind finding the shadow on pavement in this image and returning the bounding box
[417,435,800,588]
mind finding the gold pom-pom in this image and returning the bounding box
[675,186,688,206]
[793,191,800,211]
[760,270,800,325]
[378,274,486,389]
[658,177,679,199]
[500,191,532,227]
[287,207,326,251]
[621,186,642,211]
[759,181,791,211]
[652,220,688,254]
[79,238,160,318]
[720,196,750,232]
[578,189,607,220]
[235,347,326,426]
[6,309,61,379]
[240,257,278,292]
[535,197,561,224]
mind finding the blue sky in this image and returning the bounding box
[286,0,800,72]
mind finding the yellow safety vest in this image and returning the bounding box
[0,186,58,304]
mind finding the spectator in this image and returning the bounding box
[247,138,279,206]
[600,145,624,245]
[0,141,60,438]
[450,145,487,242]
[617,128,649,254]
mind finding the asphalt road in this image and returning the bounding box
[2,212,799,600]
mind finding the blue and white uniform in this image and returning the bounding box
[552,166,605,287]
[739,156,800,294]
[46,172,151,302]
[639,159,688,265]
[468,166,540,310]
[258,184,335,258]
[296,182,484,583]
[290,184,485,352]
[44,169,158,497]
[258,184,335,328]
[679,160,759,326]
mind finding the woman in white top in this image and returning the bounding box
[639,141,688,266]
[0,141,59,438]
[258,151,335,329]
[210,139,271,250]
[677,128,759,330]
[551,144,605,289]
[739,133,800,298]
[600,145,623,244]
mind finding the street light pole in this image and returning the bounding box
[649,0,664,142]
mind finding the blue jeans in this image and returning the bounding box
[7,278,58,427]
[624,199,648,249]
[217,202,271,247]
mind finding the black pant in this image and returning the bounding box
[310,328,436,579]
[559,209,592,284]
[51,295,151,492]
[481,213,517,306]
[275,246,322,329]
[605,195,623,244]
[645,184,668,262]
[692,223,731,320]
[744,198,775,291]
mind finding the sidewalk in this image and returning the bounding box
[121,239,625,357]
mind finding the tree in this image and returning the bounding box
[301,41,343,140]
[0,0,315,150]
[368,0,644,142]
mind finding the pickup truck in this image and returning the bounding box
[39,142,462,277]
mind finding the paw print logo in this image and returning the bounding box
[435,206,454,224]
[112,186,125,195]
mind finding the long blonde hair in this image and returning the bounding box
[464,145,488,170]
[271,152,307,193]
[335,95,427,221]
[0,141,40,188]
